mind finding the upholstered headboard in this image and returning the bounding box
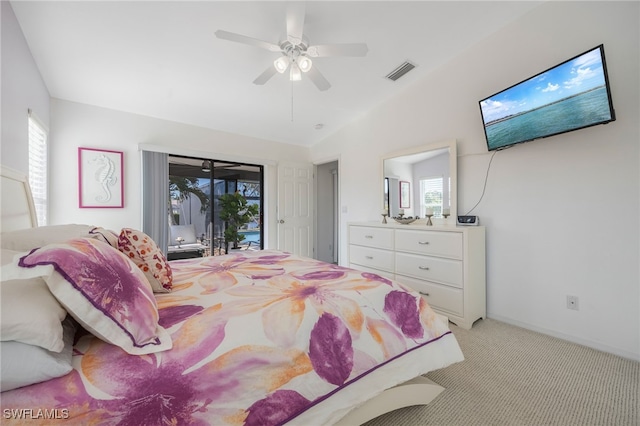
[0,165,38,233]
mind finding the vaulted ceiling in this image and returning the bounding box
[11,1,542,146]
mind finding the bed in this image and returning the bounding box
[0,165,464,425]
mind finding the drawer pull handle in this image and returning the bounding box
[365,256,374,260]
[365,235,374,239]
[418,241,430,245]
[420,292,430,297]
[418,266,430,271]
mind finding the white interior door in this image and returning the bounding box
[277,162,314,257]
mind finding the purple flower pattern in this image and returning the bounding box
[1,249,451,425]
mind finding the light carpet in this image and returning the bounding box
[364,318,639,426]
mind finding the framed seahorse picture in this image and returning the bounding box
[78,147,124,208]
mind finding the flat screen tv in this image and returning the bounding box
[479,44,615,151]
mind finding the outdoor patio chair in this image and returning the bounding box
[168,224,207,260]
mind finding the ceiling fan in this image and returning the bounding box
[215,2,368,91]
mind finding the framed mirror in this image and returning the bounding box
[382,139,457,220]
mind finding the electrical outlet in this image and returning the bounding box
[566,295,579,311]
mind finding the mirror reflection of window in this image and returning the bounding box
[420,177,443,217]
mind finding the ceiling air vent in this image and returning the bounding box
[385,61,416,81]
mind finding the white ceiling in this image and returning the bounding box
[11,1,542,147]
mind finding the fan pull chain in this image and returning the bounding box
[291,78,294,122]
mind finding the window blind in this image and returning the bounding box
[28,111,48,226]
[420,176,443,217]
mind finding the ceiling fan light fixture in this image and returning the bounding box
[274,56,289,73]
[202,160,211,172]
[290,64,302,81]
[216,5,367,91]
[298,56,312,72]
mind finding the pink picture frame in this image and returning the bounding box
[78,147,124,208]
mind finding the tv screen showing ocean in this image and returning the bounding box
[485,86,612,150]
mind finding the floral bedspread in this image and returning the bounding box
[1,250,454,425]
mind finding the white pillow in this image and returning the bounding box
[89,226,120,247]
[0,224,118,251]
[0,316,76,392]
[0,249,67,352]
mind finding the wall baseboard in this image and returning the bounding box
[487,314,640,362]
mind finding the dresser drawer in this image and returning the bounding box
[395,229,462,259]
[349,226,394,249]
[349,245,394,272]
[396,275,463,316]
[395,252,463,287]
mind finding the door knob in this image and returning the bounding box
[279,219,285,224]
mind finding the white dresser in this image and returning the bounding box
[348,222,486,329]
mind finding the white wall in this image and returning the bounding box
[1,1,50,172]
[310,1,639,360]
[49,99,310,248]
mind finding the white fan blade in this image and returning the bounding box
[253,65,280,85]
[215,30,281,52]
[286,2,306,45]
[306,66,331,91]
[306,43,369,57]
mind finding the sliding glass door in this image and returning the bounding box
[168,155,263,258]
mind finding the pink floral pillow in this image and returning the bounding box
[11,238,172,355]
[118,228,173,293]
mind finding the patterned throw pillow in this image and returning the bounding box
[118,228,173,293]
[9,238,172,355]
